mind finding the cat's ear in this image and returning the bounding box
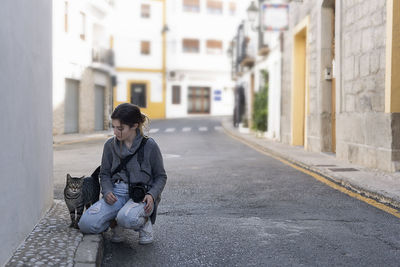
[66,174,71,182]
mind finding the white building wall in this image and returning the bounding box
[166,0,249,117]
[53,0,114,134]
[266,33,282,141]
[113,0,163,69]
[113,0,164,118]
[0,1,53,265]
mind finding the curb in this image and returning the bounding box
[53,132,113,146]
[221,122,400,210]
[74,234,104,267]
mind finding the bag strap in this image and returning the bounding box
[111,137,148,177]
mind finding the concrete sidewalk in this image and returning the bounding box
[221,117,400,210]
[6,200,103,267]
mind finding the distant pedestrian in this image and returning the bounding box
[79,103,167,245]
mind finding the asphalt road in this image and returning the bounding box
[53,117,400,266]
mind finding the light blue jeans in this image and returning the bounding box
[78,182,153,234]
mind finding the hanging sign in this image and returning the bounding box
[262,3,289,31]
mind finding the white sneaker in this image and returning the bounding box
[139,219,153,245]
[111,225,124,243]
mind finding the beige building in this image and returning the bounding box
[279,0,400,171]
[53,0,115,135]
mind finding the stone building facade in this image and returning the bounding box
[280,0,400,171]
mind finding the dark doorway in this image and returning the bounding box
[64,79,79,133]
[130,83,147,108]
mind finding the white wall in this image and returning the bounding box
[166,72,235,117]
[165,0,249,118]
[53,0,114,111]
[167,0,247,72]
[114,0,163,69]
[0,1,53,265]
[266,44,282,141]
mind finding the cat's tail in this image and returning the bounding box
[91,166,101,180]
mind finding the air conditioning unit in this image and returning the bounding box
[168,71,176,80]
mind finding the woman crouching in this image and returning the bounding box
[79,103,167,245]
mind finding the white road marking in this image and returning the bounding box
[165,128,176,133]
[182,127,192,132]
[149,129,159,133]
[214,126,223,131]
[199,127,208,131]
[163,154,181,159]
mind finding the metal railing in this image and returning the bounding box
[92,46,114,66]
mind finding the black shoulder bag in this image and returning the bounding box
[111,137,149,203]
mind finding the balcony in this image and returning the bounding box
[92,46,114,67]
[258,45,270,56]
[239,37,256,68]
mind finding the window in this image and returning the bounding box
[80,12,86,40]
[141,41,150,55]
[229,2,236,15]
[64,1,68,32]
[141,4,150,18]
[172,86,181,104]
[206,40,223,54]
[183,0,200,13]
[207,0,222,14]
[188,87,210,114]
[183,39,199,53]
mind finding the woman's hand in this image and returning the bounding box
[143,194,154,214]
[105,192,118,205]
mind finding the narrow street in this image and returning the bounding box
[53,117,400,266]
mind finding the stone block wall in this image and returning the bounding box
[280,0,396,171]
[337,0,392,170]
[79,68,112,134]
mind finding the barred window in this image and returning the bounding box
[183,0,200,12]
[141,4,150,18]
[206,40,223,54]
[229,2,236,15]
[64,1,68,32]
[183,39,199,53]
[80,12,86,40]
[207,0,222,14]
[141,41,150,55]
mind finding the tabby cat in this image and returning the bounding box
[64,166,101,229]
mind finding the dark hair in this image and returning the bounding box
[111,103,148,134]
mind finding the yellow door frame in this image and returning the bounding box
[385,0,400,112]
[291,16,310,147]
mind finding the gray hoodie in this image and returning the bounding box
[99,130,167,217]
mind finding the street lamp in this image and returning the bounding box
[247,1,259,28]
